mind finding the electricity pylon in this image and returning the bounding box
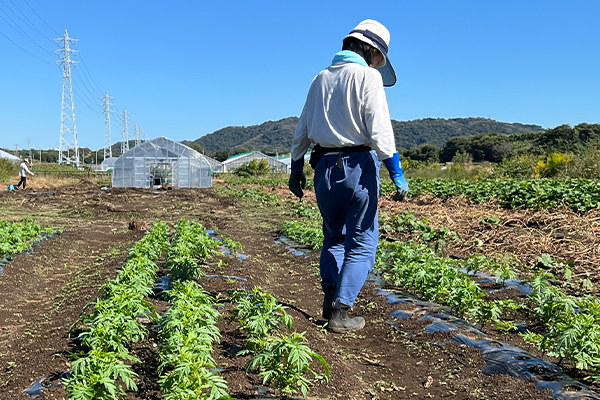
[55,30,79,167]
[101,92,113,159]
[134,124,141,146]
[121,110,129,154]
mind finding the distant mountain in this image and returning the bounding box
[391,118,543,149]
[187,117,543,155]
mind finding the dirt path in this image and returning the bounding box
[0,183,591,399]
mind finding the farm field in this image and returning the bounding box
[0,178,598,399]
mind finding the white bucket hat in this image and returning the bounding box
[345,19,396,87]
[24,158,29,163]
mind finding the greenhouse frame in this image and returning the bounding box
[112,137,212,188]
[100,157,118,171]
[223,151,289,173]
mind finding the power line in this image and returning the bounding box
[72,68,103,108]
[24,0,59,36]
[0,28,52,64]
[3,0,54,44]
[72,79,101,114]
[0,1,55,58]
[77,51,104,95]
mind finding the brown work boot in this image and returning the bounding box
[328,301,365,333]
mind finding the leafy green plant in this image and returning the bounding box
[390,177,600,211]
[495,264,517,285]
[479,215,501,226]
[158,281,228,399]
[0,218,56,257]
[496,320,519,333]
[230,287,294,345]
[65,220,169,400]
[537,253,558,269]
[234,159,272,177]
[470,301,501,329]
[63,348,139,400]
[167,220,220,280]
[280,221,323,250]
[247,332,330,399]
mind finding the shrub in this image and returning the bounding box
[494,154,537,179]
[0,158,18,183]
[234,159,272,177]
[534,153,572,178]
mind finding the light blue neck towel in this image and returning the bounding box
[331,50,368,67]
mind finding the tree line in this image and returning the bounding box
[404,123,600,163]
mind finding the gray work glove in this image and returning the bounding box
[288,171,306,199]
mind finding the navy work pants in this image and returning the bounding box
[314,151,380,307]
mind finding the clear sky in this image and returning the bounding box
[1,0,599,152]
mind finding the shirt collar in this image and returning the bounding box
[331,50,368,67]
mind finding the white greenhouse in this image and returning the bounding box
[223,151,289,173]
[100,157,118,171]
[112,137,212,188]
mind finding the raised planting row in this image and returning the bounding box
[379,211,600,383]
[158,280,229,400]
[158,219,229,400]
[229,286,330,398]
[158,220,329,399]
[277,202,600,385]
[222,173,600,211]
[65,216,328,399]
[392,177,600,211]
[64,220,170,399]
[378,240,600,384]
[0,218,57,258]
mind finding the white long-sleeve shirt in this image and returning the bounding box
[291,61,396,162]
[19,162,33,177]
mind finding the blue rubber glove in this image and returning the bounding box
[383,152,409,201]
[289,157,306,199]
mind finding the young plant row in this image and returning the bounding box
[158,281,230,400]
[382,177,600,211]
[219,179,600,382]
[229,286,330,398]
[0,218,56,258]
[64,220,170,400]
[158,218,230,400]
[214,186,283,207]
[522,271,600,383]
[379,212,600,383]
[280,207,600,383]
[218,174,600,211]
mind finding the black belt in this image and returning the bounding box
[309,144,371,169]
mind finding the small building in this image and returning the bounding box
[223,151,289,173]
[112,137,212,188]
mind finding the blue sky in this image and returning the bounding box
[1,0,599,152]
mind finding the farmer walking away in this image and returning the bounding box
[289,19,409,333]
[17,158,34,189]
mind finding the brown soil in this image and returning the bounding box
[0,181,595,399]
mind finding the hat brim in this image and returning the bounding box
[377,54,396,87]
[345,32,396,87]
